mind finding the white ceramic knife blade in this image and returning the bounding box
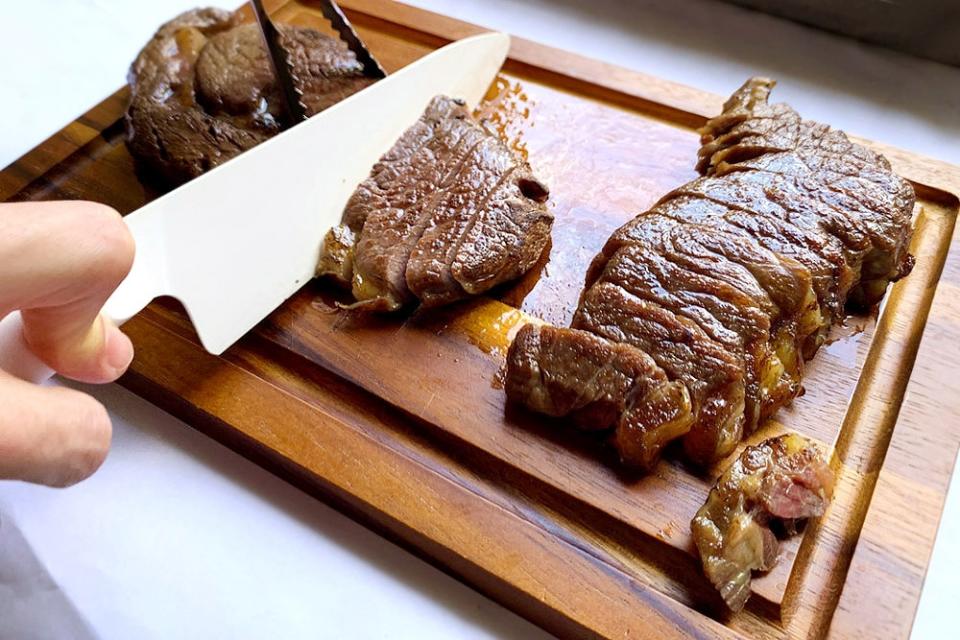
[0,32,511,382]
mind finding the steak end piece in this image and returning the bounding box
[317,95,553,311]
[691,434,834,611]
[125,8,375,187]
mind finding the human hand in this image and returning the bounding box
[0,201,134,487]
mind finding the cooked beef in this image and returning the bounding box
[505,77,914,469]
[125,8,374,187]
[691,434,834,611]
[697,78,915,308]
[506,324,694,469]
[316,95,553,311]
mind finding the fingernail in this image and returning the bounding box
[102,322,134,379]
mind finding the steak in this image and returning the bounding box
[125,8,374,187]
[508,324,695,465]
[316,95,553,311]
[505,77,915,469]
[691,434,834,611]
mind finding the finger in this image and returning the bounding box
[0,373,112,487]
[0,201,135,383]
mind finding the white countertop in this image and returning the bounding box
[2,1,959,638]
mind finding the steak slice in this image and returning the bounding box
[506,324,694,469]
[125,8,374,187]
[647,195,843,358]
[317,95,552,311]
[594,216,813,439]
[691,434,834,611]
[505,77,914,470]
[572,282,747,465]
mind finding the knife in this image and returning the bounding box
[0,32,511,383]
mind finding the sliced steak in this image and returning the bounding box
[647,195,843,357]
[125,8,374,187]
[698,77,915,306]
[595,217,812,438]
[572,281,747,465]
[506,324,694,469]
[317,95,552,311]
[505,77,914,470]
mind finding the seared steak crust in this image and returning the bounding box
[125,8,374,187]
[506,324,694,469]
[505,77,914,469]
[317,95,553,311]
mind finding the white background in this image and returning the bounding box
[2,1,959,638]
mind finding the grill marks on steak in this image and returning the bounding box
[125,8,374,187]
[317,96,552,311]
[505,77,915,470]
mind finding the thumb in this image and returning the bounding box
[0,201,136,383]
[23,311,134,384]
[0,373,112,487]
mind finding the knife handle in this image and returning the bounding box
[0,312,55,384]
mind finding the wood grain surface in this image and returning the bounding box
[2,1,958,637]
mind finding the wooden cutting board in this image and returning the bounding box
[3,1,959,637]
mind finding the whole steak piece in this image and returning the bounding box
[505,77,915,470]
[316,95,553,311]
[125,8,375,187]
